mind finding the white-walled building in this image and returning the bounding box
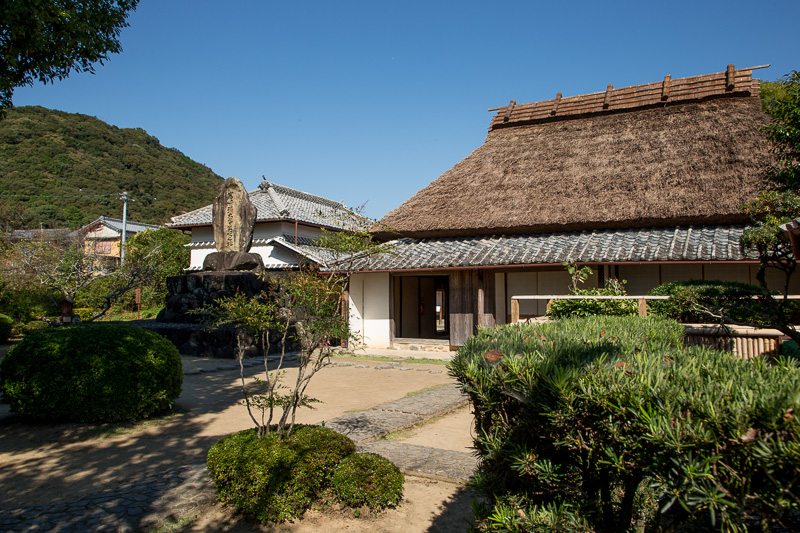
[168,180,366,270]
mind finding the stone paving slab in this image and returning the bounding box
[325,411,423,445]
[360,441,477,483]
[370,383,467,418]
[0,464,213,532]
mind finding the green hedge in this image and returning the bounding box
[0,323,182,422]
[449,316,800,532]
[207,425,359,523]
[546,286,638,318]
[646,279,800,324]
[331,453,404,510]
[0,313,12,343]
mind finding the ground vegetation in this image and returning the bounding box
[0,323,182,422]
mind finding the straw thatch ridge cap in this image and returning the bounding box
[376,95,773,240]
[489,64,763,130]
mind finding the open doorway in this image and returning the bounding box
[393,275,449,340]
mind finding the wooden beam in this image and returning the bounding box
[638,298,647,317]
[503,100,516,122]
[661,75,671,100]
[726,64,736,90]
[603,84,613,108]
[511,298,520,324]
[550,92,562,115]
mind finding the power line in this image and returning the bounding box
[0,193,120,198]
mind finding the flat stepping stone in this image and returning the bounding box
[325,411,422,445]
[337,362,354,367]
[354,364,370,368]
[184,370,201,375]
[399,367,414,371]
[374,365,395,370]
[360,441,476,483]
[370,384,467,418]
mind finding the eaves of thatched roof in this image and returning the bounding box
[376,65,773,240]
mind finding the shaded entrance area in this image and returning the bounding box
[393,276,449,340]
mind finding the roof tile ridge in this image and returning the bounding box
[489,63,767,129]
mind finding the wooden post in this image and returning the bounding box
[638,298,647,317]
[511,299,520,323]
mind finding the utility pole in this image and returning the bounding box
[120,191,128,264]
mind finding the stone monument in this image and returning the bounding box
[154,177,269,357]
[202,177,265,272]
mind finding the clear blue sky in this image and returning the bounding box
[12,0,800,220]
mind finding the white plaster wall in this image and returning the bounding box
[349,272,391,349]
[191,226,214,243]
[189,246,215,269]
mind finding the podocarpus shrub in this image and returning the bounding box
[331,453,404,510]
[206,425,358,523]
[0,323,182,422]
[449,316,800,532]
[0,313,12,343]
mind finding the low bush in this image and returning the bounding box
[0,323,182,422]
[206,425,357,523]
[449,316,800,532]
[331,453,404,510]
[0,313,12,343]
[547,279,638,318]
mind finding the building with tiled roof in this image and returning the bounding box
[169,180,368,270]
[79,216,162,262]
[345,65,797,349]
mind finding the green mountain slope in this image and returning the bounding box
[0,106,223,229]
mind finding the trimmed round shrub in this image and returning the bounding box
[0,323,182,422]
[331,453,404,510]
[207,425,357,523]
[0,313,12,343]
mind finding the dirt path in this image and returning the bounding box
[0,353,478,531]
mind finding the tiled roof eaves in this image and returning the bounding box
[343,225,757,272]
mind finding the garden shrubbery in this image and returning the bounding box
[207,426,403,523]
[646,279,800,324]
[547,279,638,318]
[0,323,182,422]
[331,453,404,510]
[0,313,12,343]
[449,316,800,532]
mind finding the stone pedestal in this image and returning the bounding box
[202,251,264,272]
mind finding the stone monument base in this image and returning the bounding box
[154,271,298,358]
[202,251,264,272]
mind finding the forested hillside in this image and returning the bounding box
[0,106,223,229]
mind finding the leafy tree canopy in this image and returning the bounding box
[0,106,223,229]
[0,0,138,113]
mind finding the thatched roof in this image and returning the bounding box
[376,66,774,240]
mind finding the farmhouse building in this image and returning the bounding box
[80,216,161,263]
[346,65,794,349]
[168,180,367,270]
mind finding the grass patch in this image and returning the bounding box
[405,383,450,397]
[147,513,198,533]
[60,409,185,441]
[332,354,448,365]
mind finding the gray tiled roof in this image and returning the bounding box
[94,217,161,234]
[168,181,365,231]
[345,225,756,272]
